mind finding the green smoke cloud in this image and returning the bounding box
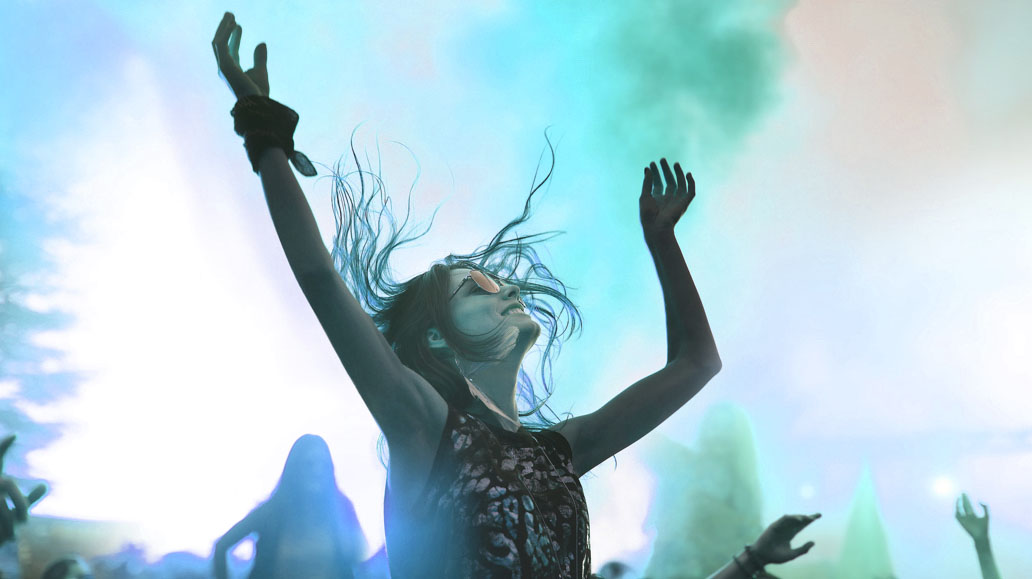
[644,403,764,578]
[587,0,796,168]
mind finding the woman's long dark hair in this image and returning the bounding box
[331,134,581,426]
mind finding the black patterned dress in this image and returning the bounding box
[385,406,591,578]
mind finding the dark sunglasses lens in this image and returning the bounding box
[469,270,500,293]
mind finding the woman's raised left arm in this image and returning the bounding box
[558,159,721,475]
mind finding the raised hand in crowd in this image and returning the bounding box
[0,434,48,545]
[706,513,821,579]
[956,493,1001,579]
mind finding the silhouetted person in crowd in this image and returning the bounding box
[597,561,635,579]
[40,556,92,579]
[0,434,47,546]
[956,493,1001,579]
[213,435,366,579]
[211,11,721,576]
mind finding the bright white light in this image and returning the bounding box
[799,484,816,499]
[931,475,957,498]
[231,539,255,561]
[584,452,655,567]
[23,56,387,560]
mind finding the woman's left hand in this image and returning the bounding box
[212,12,269,100]
[640,158,694,243]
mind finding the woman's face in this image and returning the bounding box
[445,268,540,346]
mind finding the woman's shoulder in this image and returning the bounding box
[530,427,574,458]
[249,499,276,522]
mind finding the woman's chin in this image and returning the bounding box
[516,321,542,346]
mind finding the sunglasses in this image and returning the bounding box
[449,269,503,301]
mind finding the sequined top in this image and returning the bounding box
[385,406,591,578]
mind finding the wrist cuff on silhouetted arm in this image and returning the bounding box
[231,95,317,177]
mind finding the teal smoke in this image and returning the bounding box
[644,403,764,578]
[589,0,796,168]
[837,465,897,579]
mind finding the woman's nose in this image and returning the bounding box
[502,283,520,299]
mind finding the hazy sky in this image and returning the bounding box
[2,0,1031,576]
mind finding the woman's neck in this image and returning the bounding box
[457,356,522,431]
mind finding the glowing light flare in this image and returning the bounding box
[232,538,255,561]
[799,483,817,499]
[583,451,656,568]
[17,55,392,559]
[930,475,957,498]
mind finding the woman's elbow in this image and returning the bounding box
[665,353,721,385]
[688,356,721,383]
[673,345,721,379]
[703,351,722,378]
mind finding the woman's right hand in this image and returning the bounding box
[212,12,269,100]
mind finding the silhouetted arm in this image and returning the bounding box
[558,160,721,475]
[210,14,446,499]
[956,494,1002,579]
[706,514,820,579]
[213,507,263,579]
[0,435,47,546]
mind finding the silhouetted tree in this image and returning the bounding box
[0,181,80,471]
[836,465,895,579]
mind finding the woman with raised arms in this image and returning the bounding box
[212,12,730,578]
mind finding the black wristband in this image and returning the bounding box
[732,553,754,576]
[230,95,317,177]
[744,545,765,566]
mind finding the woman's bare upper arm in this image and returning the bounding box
[298,270,447,448]
[556,358,717,475]
[251,150,445,470]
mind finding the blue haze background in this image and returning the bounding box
[2,0,1031,576]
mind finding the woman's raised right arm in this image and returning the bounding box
[211,14,445,449]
